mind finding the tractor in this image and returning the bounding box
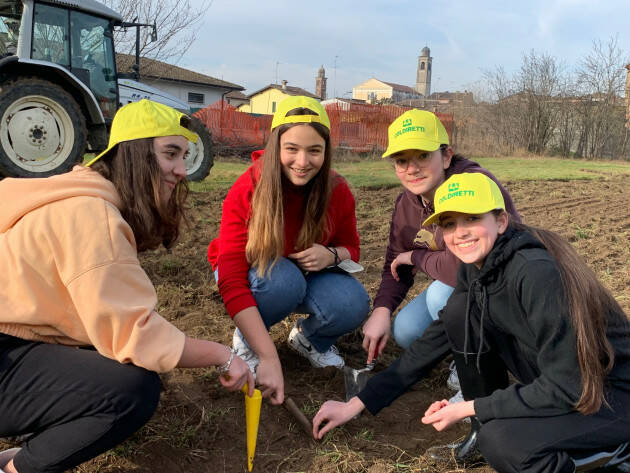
[0,0,214,180]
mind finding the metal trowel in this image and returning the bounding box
[344,359,376,401]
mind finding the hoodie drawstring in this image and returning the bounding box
[476,285,488,372]
[463,284,474,366]
[463,278,489,373]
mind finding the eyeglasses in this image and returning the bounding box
[388,146,448,172]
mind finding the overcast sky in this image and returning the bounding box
[180,0,630,98]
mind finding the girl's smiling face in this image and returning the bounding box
[279,124,325,186]
[440,210,508,268]
[389,147,452,202]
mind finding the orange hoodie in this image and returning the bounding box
[0,166,185,372]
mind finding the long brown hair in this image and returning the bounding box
[246,108,332,276]
[91,138,188,251]
[512,220,625,414]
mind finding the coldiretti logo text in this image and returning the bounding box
[439,188,475,203]
[394,124,425,138]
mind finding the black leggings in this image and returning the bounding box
[478,387,630,473]
[0,334,161,473]
[440,298,630,473]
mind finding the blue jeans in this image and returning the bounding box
[221,257,370,353]
[392,279,454,349]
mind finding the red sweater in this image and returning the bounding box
[207,151,360,317]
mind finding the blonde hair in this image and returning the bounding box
[246,110,332,276]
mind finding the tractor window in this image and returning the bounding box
[70,11,117,119]
[31,2,69,66]
[0,2,21,57]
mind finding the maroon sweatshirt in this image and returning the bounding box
[372,156,521,313]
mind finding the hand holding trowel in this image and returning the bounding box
[344,347,379,402]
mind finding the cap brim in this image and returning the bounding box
[423,204,504,227]
[422,212,442,227]
[85,146,114,167]
[382,139,441,158]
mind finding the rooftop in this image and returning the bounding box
[246,83,319,99]
[116,54,243,90]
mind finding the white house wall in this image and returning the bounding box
[142,79,228,109]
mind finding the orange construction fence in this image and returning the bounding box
[194,101,454,154]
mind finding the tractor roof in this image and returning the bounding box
[43,0,123,22]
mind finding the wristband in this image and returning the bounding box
[217,347,236,374]
[326,246,340,266]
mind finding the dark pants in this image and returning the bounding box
[0,334,161,473]
[440,296,630,473]
[478,387,630,473]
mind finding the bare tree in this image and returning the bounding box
[575,36,628,159]
[482,65,523,154]
[102,0,212,63]
[516,50,564,154]
[553,76,580,157]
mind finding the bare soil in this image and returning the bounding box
[4,174,629,473]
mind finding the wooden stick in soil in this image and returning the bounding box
[284,397,313,438]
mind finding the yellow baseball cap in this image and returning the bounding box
[86,99,198,167]
[382,109,449,158]
[423,173,505,226]
[271,95,330,131]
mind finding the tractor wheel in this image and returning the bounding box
[185,116,214,182]
[0,78,87,178]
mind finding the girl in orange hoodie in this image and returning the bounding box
[0,100,253,473]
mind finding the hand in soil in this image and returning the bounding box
[312,397,365,439]
[362,307,390,364]
[421,399,475,431]
[256,355,285,405]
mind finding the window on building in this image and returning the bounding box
[272,101,276,113]
[188,92,204,104]
[420,62,425,70]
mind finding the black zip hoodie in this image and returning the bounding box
[359,227,630,420]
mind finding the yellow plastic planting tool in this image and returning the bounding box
[241,384,262,472]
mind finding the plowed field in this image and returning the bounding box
[5,175,628,473]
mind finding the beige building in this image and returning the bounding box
[352,78,422,103]
[238,81,319,115]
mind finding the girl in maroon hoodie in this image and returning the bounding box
[362,110,520,366]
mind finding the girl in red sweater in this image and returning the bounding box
[208,96,369,404]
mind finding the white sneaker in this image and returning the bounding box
[232,329,259,375]
[448,389,464,404]
[447,361,461,391]
[0,448,20,469]
[573,442,630,471]
[287,322,345,369]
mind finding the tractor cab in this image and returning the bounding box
[25,0,119,120]
[0,1,21,56]
[0,0,213,180]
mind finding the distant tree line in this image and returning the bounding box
[451,37,629,160]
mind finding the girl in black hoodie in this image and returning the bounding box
[420,172,630,473]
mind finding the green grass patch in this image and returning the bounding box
[189,160,249,192]
[189,156,630,192]
[473,156,630,182]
